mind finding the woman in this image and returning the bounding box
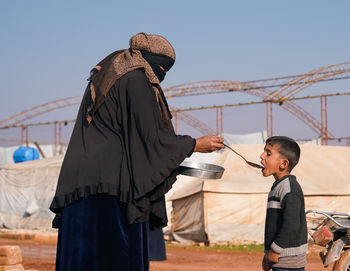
[50,32,224,271]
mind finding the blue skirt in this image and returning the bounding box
[55,196,149,271]
[148,229,166,261]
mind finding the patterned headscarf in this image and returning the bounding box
[86,33,176,128]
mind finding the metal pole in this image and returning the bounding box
[220,107,223,134]
[266,102,270,137]
[270,102,273,137]
[54,123,57,155]
[21,127,24,145]
[34,141,46,158]
[324,96,328,145]
[216,108,219,135]
[59,123,62,145]
[25,127,29,147]
[174,112,178,134]
[58,123,62,154]
[321,96,324,145]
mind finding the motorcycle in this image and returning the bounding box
[306,210,350,271]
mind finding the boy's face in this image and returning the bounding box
[260,143,289,180]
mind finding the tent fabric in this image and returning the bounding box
[0,155,63,229]
[222,131,267,145]
[169,144,350,244]
[164,151,220,233]
[170,144,350,197]
[1,140,350,246]
[171,192,206,243]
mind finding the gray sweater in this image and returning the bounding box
[264,174,308,257]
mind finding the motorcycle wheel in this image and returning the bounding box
[333,250,350,271]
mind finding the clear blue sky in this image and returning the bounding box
[1,1,349,144]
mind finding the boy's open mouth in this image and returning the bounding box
[260,162,265,172]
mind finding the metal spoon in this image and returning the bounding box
[223,143,264,169]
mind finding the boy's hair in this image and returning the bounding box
[265,136,300,172]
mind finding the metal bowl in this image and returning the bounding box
[177,161,225,179]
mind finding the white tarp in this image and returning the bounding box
[169,144,350,244]
[222,131,267,145]
[0,155,63,229]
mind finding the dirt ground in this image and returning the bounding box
[0,238,333,271]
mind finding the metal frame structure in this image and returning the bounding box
[164,63,350,137]
[170,92,350,144]
[0,96,82,126]
[2,92,349,146]
[1,62,350,144]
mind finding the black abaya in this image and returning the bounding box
[50,68,195,229]
[50,69,195,270]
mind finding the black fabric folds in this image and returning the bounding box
[50,69,195,230]
[140,50,175,82]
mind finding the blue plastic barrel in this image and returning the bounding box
[13,146,40,163]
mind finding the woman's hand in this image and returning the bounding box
[194,135,224,153]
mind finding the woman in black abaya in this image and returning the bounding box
[50,32,224,271]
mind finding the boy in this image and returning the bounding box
[260,136,307,271]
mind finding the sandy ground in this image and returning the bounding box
[150,246,333,271]
[0,237,333,271]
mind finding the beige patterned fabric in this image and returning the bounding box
[87,33,175,124]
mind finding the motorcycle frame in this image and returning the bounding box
[306,209,350,267]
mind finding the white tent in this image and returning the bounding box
[0,155,63,229]
[164,151,221,233]
[169,144,350,244]
[164,130,267,233]
[1,141,349,241]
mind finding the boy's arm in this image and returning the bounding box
[262,255,271,271]
[267,250,279,263]
[270,192,302,253]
